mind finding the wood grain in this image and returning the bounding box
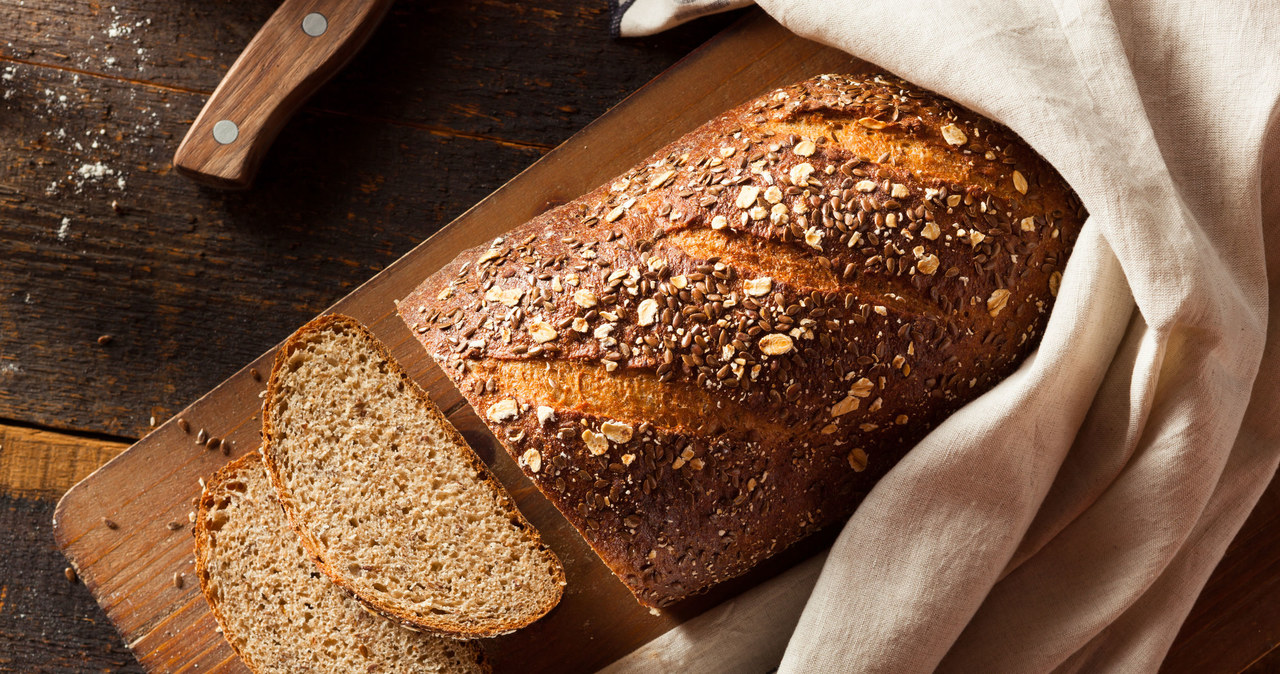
[174,0,396,188]
[3,0,1277,670]
[0,0,737,441]
[0,0,741,149]
[0,423,128,497]
[1161,480,1280,673]
[0,421,139,673]
[0,61,542,439]
[0,492,144,673]
[55,12,857,673]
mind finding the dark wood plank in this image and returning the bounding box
[0,0,735,442]
[0,0,740,148]
[1161,477,1280,673]
[1243,645,1280,673]
[0,61,543,439]
[0,421,136,673]
[0,492,143,673]
[54,12,858,673]
[0,422,128,497]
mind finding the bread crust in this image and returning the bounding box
[398,73,1084,607]
[195,453,493,672]
[195,454,273,674]
[259,314,566,637]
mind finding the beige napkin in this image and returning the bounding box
[607,1,1280,671]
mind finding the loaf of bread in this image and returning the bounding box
[397,73,1084,608]
[261,315,565,637]
[195,453,490,673]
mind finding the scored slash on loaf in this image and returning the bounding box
[398,73,1084,607]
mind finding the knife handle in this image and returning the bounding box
[174,0,394,189]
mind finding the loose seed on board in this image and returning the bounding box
[195,428,207,445]
[64,567,77,583]
[178,417,190,434]
[250,367,261,382]
[173,572,184,589]
[167,521,183,531]
[96,334,112,346]
[102,517,118,530]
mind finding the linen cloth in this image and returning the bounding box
[606,1,1280,671]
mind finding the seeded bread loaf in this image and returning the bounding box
[195,453,489,673]
[397,73,1084,608]
[260,314,565,637]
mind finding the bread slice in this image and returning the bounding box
[195,453,489,673]
[261,314,565,638]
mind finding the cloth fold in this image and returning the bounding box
[609,1,1280,671]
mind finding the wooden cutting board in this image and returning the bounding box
[53,11,864,673]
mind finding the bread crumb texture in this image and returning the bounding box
[195,454,489,673]
[263,316,563,636]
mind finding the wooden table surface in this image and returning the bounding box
[1,2,1277,672]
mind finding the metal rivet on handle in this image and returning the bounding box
[302,12,328,37]
[212,120,239,145]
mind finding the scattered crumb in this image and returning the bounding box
[57,217,71,241]
[12,7,161,196]
[77,162,112,181]
[99,6,152,72]
[1,65,17,100]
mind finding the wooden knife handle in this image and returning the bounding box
[174,0,395,189]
